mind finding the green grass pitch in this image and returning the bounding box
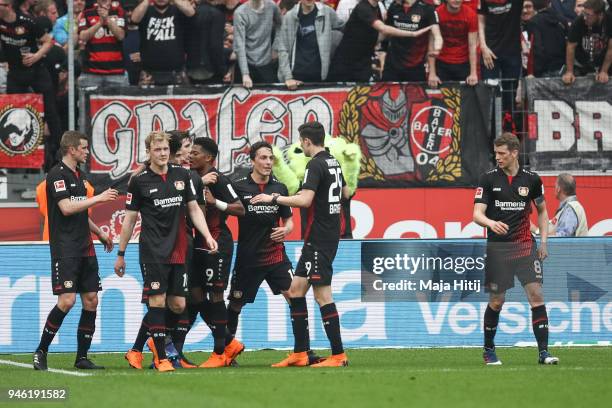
[1,347,611,408]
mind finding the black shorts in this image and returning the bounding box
[229,259,293,304]
[485,244,543,293]
[51,256,101,295]
[140,263,188,303]
[294,243,337,286]
[190,250,232,293]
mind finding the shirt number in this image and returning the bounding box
[328,168,342,203]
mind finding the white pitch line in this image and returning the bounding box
[0,359,92,377]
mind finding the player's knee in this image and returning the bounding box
[58,295,76,311]
[313,292,333,307]
[82,295,98,310]
[489,298,505,311]
[148,294,166,308]
[168,298,186,313]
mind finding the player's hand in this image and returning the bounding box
[204,188,216,205]
[270,226,289,243]
[285,79,302,90]
[205,236,218,254]
[114,257,126,277]
[488,220,509,235]
[562,71,575,85]
[202,172,218,185]
[481,46,497,70]
[537,242,548,260]
[595,70,609,83]
[98,231,114,252]
[22,52,42,67]
[250,193,273,204]
[97,188,119,203]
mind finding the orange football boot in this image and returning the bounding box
[146,338,160,367]
[224,338,245,361]
[157,359,175,372]
[271,351,309,368]
[124,349,143,369]
[199,352,229,368]
[310,353,349,368]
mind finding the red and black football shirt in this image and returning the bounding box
[301,150,346,251]
[46,161,94,259]
[194,167,239,256]
[78,2,126,74]
[474,167,544,252]
[233,173,292,268]
[126,164,197,264]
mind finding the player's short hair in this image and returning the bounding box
[494,132,520,152]
[167,130,191,156]
[33,0,54,16]
[145,131,170,150]
[557,173,577,196]
[60,131,88,155]
[298,121,325,146]
[193,137,218,158]
[584,0,605,13]
[249,141,273,160]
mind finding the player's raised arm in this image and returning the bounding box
[58,188,118,216]
[251,189,315,208]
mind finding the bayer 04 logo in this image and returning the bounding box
[0,105,43,156]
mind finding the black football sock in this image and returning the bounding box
[188,302,202,328]
[484,305,501,350]
[531,305,549,353]
[76,310,96,360]
[132,311,150,352]
[226,305,240,345]
[165,308,179,338]
[320,303,344,355]
[148,307,167,360]
[289,297,309,353]
[200,299,213,329]
[211,301,227,354]
[172,310,190,354]
[37,305,68,353]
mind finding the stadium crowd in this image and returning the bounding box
[1,0,612,167]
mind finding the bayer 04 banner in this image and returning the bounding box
[0,238,610,353]
[83,83,493,192]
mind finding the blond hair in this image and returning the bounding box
[145,131,171,150]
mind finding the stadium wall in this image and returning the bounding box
[1,238,610,353]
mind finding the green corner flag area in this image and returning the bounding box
[1,347,611,408]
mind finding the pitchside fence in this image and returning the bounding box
[1,237,610,353]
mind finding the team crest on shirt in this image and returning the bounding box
[174,181,185,191]
[411,15,421,23]
[151,282,160,290]
[518,187,529,197]
[64,280,73,288]
[54,180,66,192]
[15,26,25,35]
[475,187,483,199]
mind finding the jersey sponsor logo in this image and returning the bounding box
[70,195,87,201]
[153,195,183,208]
[64,280,73,288]
[0,105,43,156]
[248,204,279,214]
[126,192,132,204]
[54,180,66,192]
[151,281,160,290]
[495,200,526,211]
[174,180,185,190]
[475,187,483,199]
[518,186,529,197]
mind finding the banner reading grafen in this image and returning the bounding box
[84,83,493,192]
[0,94,44,169]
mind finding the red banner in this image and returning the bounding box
[2,176,608,241]
[0,94,45,169]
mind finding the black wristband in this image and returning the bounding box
[271,195,279,205]
[117,250,125,257]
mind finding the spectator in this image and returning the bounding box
[186,0,226,84]
[552,0,577,24]
[574,0,585,16]
[522,0,537,24]
[276,0,345,89]
[328,0,434,82]
[233,0,282,88]
[279,0,298,15]
[0,0,62,170]
[562,0,612,84]
[131,0,195,86]
[525,0,568,77]
[381,0,442,82]
[33,0,59,29]
[479,0,524,131]
[53,0,86,51]
[535,173,589,236]
[17,0,35,17]
[428,0,478,87]
[122,0,141,85]
[78,0,128,88]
